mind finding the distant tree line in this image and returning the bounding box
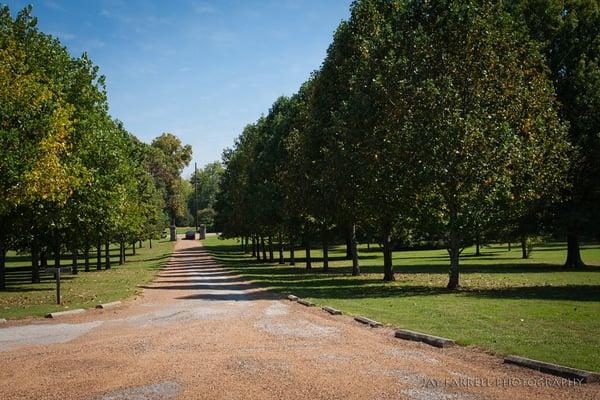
[164,161,224,231]
[0,6,191,289]
[214,0,599,289]
[183,162,224,232]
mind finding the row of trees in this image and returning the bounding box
[215,0,599,289]
[0,6,192,289]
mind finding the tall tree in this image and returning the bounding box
[148,133,192,241]
[396,0,571,289]
[0,6,76,214]
[513,0,600,267]
[310,21,368,276]
[340,0,419,281]
[215,124,260,240]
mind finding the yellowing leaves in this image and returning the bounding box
[0,37,76,212]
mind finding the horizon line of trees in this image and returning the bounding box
[0,6,192,289]
[173,161,224,232]
[215,0,599,290]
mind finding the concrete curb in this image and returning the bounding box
[95,301,122,310]
[287,294,298,301]
[322,306,342,315]
[297,299,315,307]
[354,316,382,327]
[504,355,600,383]
[45,309,86,318]
[394,329,455,348]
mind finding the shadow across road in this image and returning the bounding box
[143,241,277,302]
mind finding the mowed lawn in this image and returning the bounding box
[0,239,174,319]
[203,236,600,372]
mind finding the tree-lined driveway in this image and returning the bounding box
[0,239,597,400]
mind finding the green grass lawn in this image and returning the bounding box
[203,236,600,372]
[0,239,174,319]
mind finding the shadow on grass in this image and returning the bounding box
[1,255,164,292]
[203,243,600,303]
[210,247,600,275]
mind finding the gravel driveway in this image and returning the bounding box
[0,239,597,400]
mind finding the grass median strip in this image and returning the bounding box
[203,236,600,372]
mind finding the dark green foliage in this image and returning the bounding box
[511,0,600,266]
[215,0,577,290]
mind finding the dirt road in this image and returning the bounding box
[0,239,597,400]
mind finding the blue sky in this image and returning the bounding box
[4,0,352,176]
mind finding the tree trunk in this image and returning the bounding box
[132,241,136,256]
[268,236,274,262]
[40,249,48,270]
[382,223,394,282]
[84,246,90,272]
[169,211,177,241]
[261,237,267,261]
[322,229,329,272]
[255,235,261,261]
[251,236,256,257]
[41,249,49,282]
[119,241,125,265]
[447,229,460,290]
[139,240,143,248]
[149,238,152,249]
[521,234,528,259]
[105,242,111,269]
[350,224,360,276]
[0,245,6,290]
[278,235,285,265]
[289,240,295,266]
[565,229,585,267]
[31,244,40,283]
[508,242,511,251]
[305,239,312,269]
[345,235,353,260]
[54,246,61,268]
[96,244,102,270]
[72,248,78,275]
[475,236,481,256]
